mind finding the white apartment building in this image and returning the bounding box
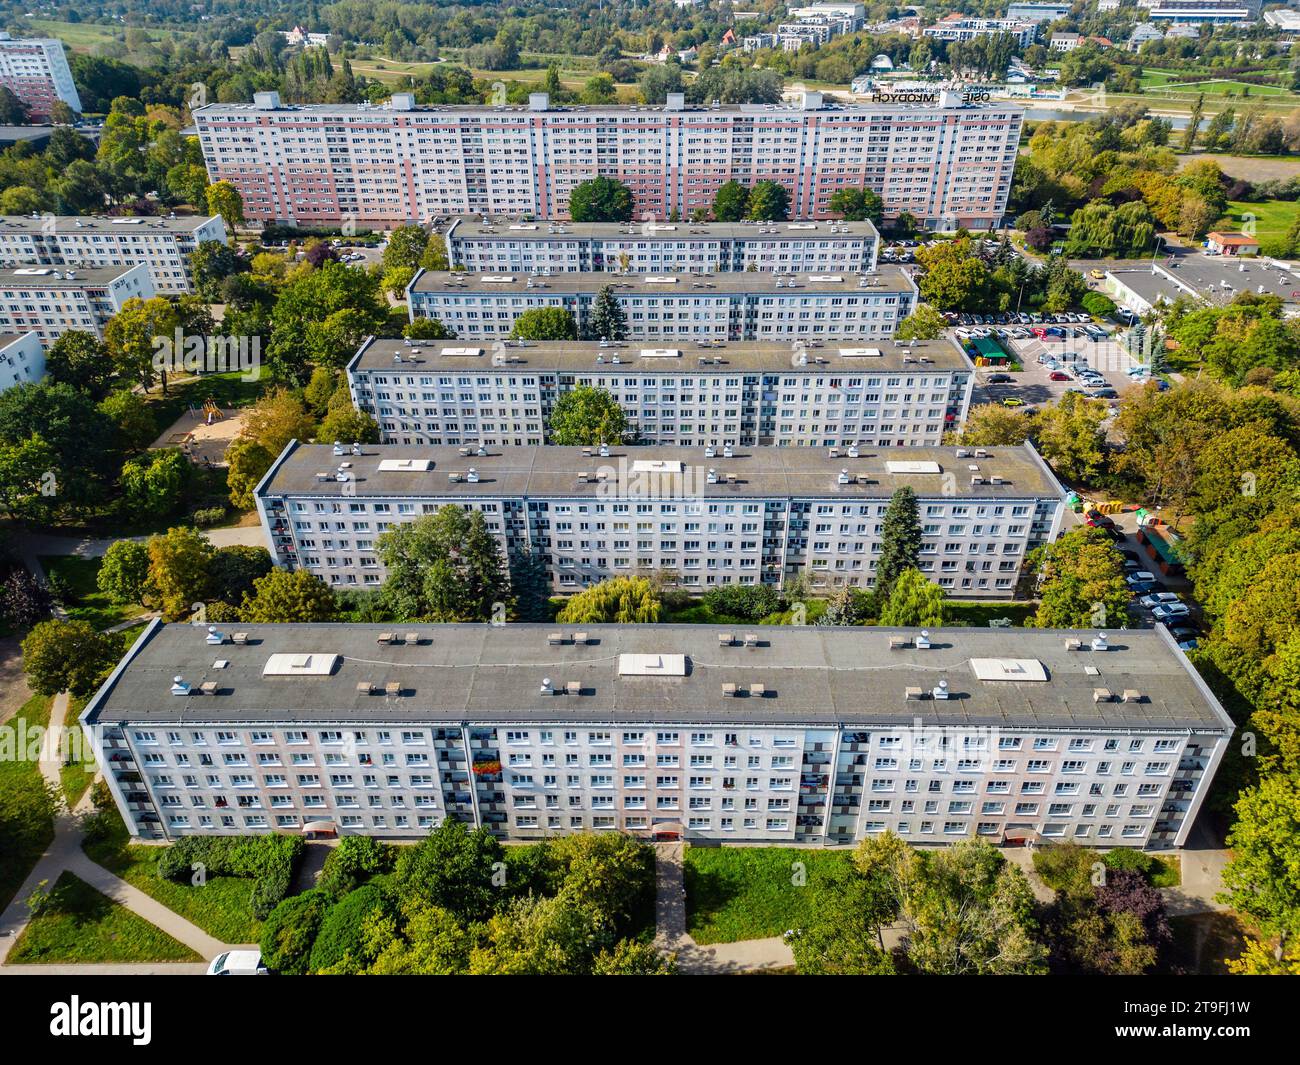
[444,218,880,275]
[0,330,43,392]
[1004,3,1071,21]
[0,263,154,344]
[0,215,228,294]
[406,269,917,342]
[923,18,1040,48]
[193,89,1023,231]
[81,620,1233,848]
[0,33,81,120]
[255,441,1065,597]
[346,336,974,448]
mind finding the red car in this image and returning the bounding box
[1085,509,1116,530]
[1049,371,1071,381]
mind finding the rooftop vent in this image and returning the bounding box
[170,676,190,696]
[618,653,687,677]
[932,679,950,700]
[205,626,225,645]
[969,658,1048,682]
[263,653,340,677]
[1122,689,1145,703]
[1091,632,1109,652]
[1093,687,1114,703]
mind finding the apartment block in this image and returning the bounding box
[922,17,1040,47]
[193,89,1023,230]
[81,620,1232,849]
[0,330,43,392]
[347,336,974,448]
[0,214,228,293]
[0,263,155,344]
[444,218,880,275]
[407,268,917,342]
[255,440,1064,597]
[0,33,82,120]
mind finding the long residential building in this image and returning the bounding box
[0,263,155,344]
[407,268,918,342]
[193,89,1024,230]
[0,33,82,120]
[347,336,974,448]
[0,330,44,392]
[0,214,228,293]
[444,217,880,275]
[81,619,1232,848]
[255,441,1065,597]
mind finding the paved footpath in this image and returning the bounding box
[0,692,245,974]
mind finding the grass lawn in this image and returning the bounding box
[39,556,143,632]
[0,693,55,912]
[1166,911,1249,974]
[7,871,200,964]
[59,694,96,809]
[684,846,853,945]
[142,369,267,432]
[1221,199,1300,243]
[83,809,265,944]
[1149,854,1181,889]
[945,601,1037,627]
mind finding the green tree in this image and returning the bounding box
[225,437,275,510]
[947,403,1032,446]
[894,304,946,341]
[206,180,245,232]
[746,179,789,222]
[404,317,454,340]
[789,861,896,975]
[1029,526,1130,630]
[259,889,330,976]
[146,526,215,619]
[383,224,430,272]
[1219,775,1300,966]
[267,261,388,381]
[828,187,884,224]
[98,391,157,453]
[510,307,578,341]
[548,385,627,445]
[21,619,121,697]
[189,241,246,302]
[587,286,627,341]
[393,820,504,923]
[241,569,337,623]
[567,176,634,222]
[879,568,946,627]
[208,545,274,607]
[1031,392,1108,483]
[97,539,151,606]
[915,239,990,312]
[44,332,113,397]
[119,448,191,517]
[103,296,179,392]
[375,506,509,622]
[1183,93,1205,153]
[556,576,660,623]
[711,180,750,222]
[874,486,921,598]
[319,405,380,445]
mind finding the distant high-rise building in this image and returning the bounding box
[194,90,1023,231]
[0,34,82,120]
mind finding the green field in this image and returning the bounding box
[20,19,128,51]
[40,556,143,633]
[83,808,267,944]
[1221,198,1300,243]
[347,53,641,100]
[7,871,200,964]
[1139,68,1294,98]
[684,846,853,945]
[0,694,56,912]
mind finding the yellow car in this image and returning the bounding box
[1089,269,1105,280]
[1002,396,1027,407]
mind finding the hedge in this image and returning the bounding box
[308,881,395,973]
[259,889,331,975]
[156,835,304,919]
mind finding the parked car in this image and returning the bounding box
[1140,592,1182,609]
[207,950,269,976]
[1085,509,1116,529]
[1001,396,1027,407]
[987,373,1013,383]
[1170,625,1202,642]
[1049,371,1071,381]
[1089,388,1119,399]
[1089,269,1106,280]
[1153,603,1191,622]
[1126,571,1158,587]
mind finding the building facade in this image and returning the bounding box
[347,336,974,448]
[194,90,1023,231]
[0,330,43,392]
[81,621,1233,849]
[0,215,228,293]
[0,263,155,344]
[255,441,1064,596]
[0,34,82,120]
[407,269,917,342]
[922,17,1040,48]
[444,218,880,275]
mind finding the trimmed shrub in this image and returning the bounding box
[1102,847,1156,878]
[156,834,304,919]
[701,584,785,621]
[309,881,395,973]
[259,889,330,975]
[318,836,396,899]
[1080,291,1116,318]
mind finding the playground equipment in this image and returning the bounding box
[201,397,225,421]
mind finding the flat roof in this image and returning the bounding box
[1159,255,1300,304]
[259,441,1062,502]
[82,620,1233,731]
[0,214,221,236]
[349,336,970,375]
[0,264,140,287]
[409,267,916,296]
[447,218,880,242]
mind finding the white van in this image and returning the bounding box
[206,950,269,975]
